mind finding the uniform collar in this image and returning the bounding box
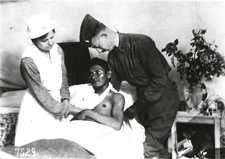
[116,32,126,53]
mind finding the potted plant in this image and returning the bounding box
[162,29,225,111]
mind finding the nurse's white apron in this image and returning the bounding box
[15,44,62,146]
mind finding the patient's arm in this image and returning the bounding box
[75,92,125,130]
[68,105,84,115]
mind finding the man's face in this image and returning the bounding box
[89,65,110,90]
[91,34,114,53]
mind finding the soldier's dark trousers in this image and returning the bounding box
[137,80,179,159]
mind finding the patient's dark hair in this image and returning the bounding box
[89,58,109,72]
[92,23,106,37]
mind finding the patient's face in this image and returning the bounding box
[89,65,109,91]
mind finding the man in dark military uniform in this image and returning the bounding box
[79,14,179,159]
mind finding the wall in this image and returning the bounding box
[0,0,225,100]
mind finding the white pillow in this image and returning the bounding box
[0,90,25,108]
[69,83,90,98]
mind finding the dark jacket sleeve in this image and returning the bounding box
[20,57,69,118]
[57,46,70,101]
[137,37,168,103]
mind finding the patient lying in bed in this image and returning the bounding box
[55,58,145,159]
[69,58,124,131]
[1,58,145,159]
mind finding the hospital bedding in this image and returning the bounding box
[0,81,144,159]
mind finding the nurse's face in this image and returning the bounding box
[35,30,55,52]
[91,33,114,53]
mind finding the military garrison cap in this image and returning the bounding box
[80,14,100,48]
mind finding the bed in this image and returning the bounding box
[0,42,144,159]
[0,81,144,159]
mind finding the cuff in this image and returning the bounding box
[61,98,69,103]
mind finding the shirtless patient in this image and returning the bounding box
[73,58,125,131]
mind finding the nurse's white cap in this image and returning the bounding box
[27,13,55,39]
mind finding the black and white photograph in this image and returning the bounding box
[0,0,225,159]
